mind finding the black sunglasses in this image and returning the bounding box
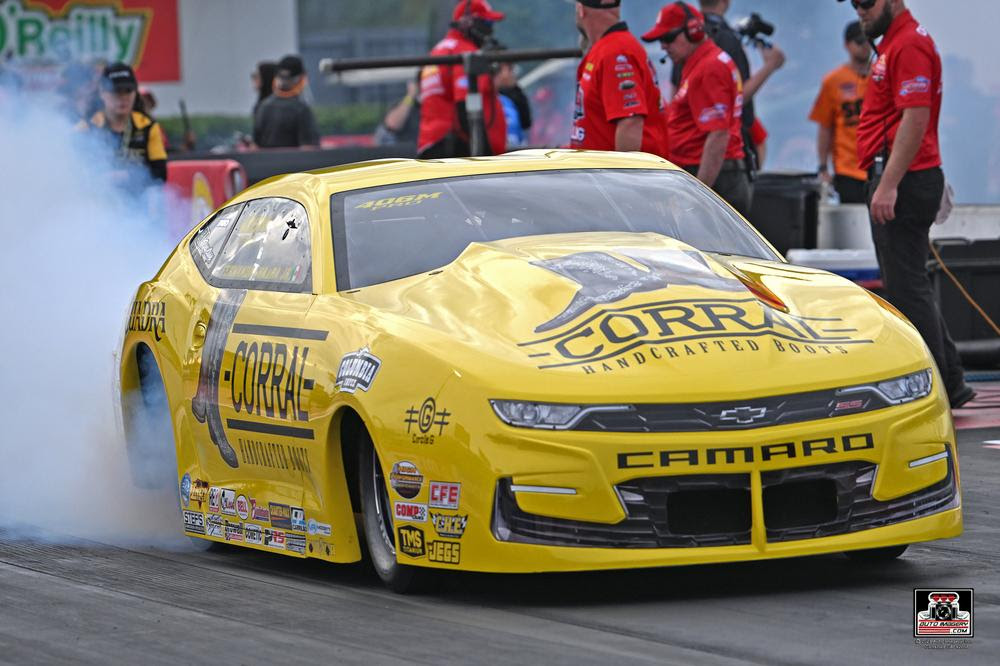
[659,27,685,45]
[852,0,877,10]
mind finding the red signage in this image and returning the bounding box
[1,1,180,81]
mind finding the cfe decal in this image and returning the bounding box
[403,397,451,444]
[1,1,180,82]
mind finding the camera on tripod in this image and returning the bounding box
[735,13,775,49]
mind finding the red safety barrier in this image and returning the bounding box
[320,134,375,149]
[166,159,248,239]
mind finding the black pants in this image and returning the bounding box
[834,174,866,204]
[683,165,752,218]
[866,167,965,394]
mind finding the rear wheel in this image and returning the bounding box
[844,544,908,562]
[125,346,178,491]
[358,428,430,593]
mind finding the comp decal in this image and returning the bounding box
[394,501,427,523]
[617,432,876,469]
[403,397,451,444]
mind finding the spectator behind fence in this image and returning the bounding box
[495,60,532,149]
[809,21,871,203]
[848,0,974,408]
[374,77,421,146]
[252,61,277,117]
[253,55,319,149]
[77,62,167,183]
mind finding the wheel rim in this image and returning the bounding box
[372,448,395,554]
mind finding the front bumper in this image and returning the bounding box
[401,386,961,573]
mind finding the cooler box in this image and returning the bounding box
[786,249,881,290]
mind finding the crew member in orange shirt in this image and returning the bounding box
[809,21,871,203]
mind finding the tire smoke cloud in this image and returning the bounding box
[0,86,195,549]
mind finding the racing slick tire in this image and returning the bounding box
[358,428,432,594]
[844,544,908,562]
[125,345,178,491]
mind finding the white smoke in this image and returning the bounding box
[0,85,196,548]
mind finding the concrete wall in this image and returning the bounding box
[144,0,297,116]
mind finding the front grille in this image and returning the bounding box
[763,451,957,542]
[573,387,891,432]
[493,475,751,548]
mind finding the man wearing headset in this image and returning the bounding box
[844,0,974,408]
[417,0,507,158]
[644,2,750,216]
[570,0,668,157]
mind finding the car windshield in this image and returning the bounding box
[330,168,778,290]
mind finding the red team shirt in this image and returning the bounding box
[856,10,941,172]
[667,40,744,166]
[418,29,507,156]
[571,23,668,157]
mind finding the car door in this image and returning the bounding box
[186,197,320,499]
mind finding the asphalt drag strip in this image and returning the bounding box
[0,427,997,665]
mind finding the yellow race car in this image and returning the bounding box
[119,150,961,592]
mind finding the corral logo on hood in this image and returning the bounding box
[336,346,381,393]
[520,250,872,373]
[390,461,423,499]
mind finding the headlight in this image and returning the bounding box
[837,369,933,406]
[490,400,629,429]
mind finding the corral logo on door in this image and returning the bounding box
[429,481,460,509]
[220,489,236,515]
[914,589,973,637]
[235,495,250,520]
[394,501,427,523]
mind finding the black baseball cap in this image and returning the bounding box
[844,20,865,43]
[101,62,138,92]
[276,55,305,79]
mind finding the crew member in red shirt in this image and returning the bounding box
[848,0,973,407]
[570,0,668,157]
[643,2,749,215]
[417,0,506,158]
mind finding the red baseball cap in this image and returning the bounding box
[641,2,703,42]
[452,0,505,22]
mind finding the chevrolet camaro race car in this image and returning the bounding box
[118,150,961,592]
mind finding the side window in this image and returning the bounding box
[190,203,244,275]
[211,197,312,292]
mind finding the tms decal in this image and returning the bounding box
[336,347,381,394]
[530,249,744,333]
[182,511,205,535]
[397,525,425,558]
[403,397,451,444]
[429,513,467,539]
[394,501,428,523]
[427,540,461,565]
[127,300,166,341]
[390,461,424,499]
[428,482,460,510]
[617,433,876,469]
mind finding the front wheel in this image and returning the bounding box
[358,429,431,593]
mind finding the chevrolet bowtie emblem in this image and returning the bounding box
[718,406,768,424]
